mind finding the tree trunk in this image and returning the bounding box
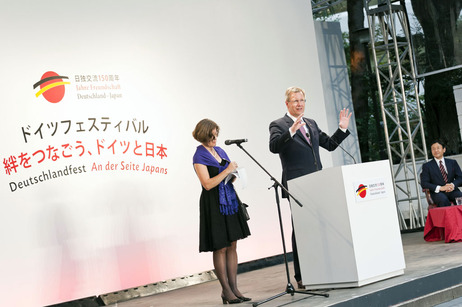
[411,0,462,153]
[348,0,370,161]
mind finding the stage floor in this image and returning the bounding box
[108,231,462,307]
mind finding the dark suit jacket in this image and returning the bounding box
[269,114,350,197]
[420,158,462,193]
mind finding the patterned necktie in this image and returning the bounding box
[439,160,448,183]
[300,124,311,145]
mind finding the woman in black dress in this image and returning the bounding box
[192,119,251,304]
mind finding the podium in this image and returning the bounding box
[287,160,405,289]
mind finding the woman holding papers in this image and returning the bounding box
[192,118,251,304]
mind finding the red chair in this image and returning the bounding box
[423,188,437,210]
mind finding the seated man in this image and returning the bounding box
[421,140,462,207]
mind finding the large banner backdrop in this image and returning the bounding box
[0,1,349,306]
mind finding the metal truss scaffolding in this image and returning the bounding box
[311,0,345,14]
[364,1,428,230]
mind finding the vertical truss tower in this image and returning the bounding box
[364,0,428,230]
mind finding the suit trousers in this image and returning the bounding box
[291,219,302,282]
[432,189,462,207]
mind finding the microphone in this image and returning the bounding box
[305,124,311,140]
[302,122,318,170]
[320,132,357,164]
[225,138,248,145]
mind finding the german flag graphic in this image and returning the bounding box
[34,71,70,103]
[356,184,367,198]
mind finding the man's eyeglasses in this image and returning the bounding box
[289,99,306,104]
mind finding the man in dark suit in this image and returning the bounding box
[269,86,351,289]
[420,140,462,207]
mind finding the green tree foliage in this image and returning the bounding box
[411,0,462,155]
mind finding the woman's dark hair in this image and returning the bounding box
[192,118,220,143]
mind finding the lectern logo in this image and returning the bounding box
[34,71,70,103]
[356,184,368,198]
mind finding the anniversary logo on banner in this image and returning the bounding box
[354,177,388,202]
[3,70,168,193]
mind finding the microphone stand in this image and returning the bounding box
[321,132,356,164]
[232,143,329,307]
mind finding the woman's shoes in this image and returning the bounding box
[237,296,251,301]
[221,295,242,304]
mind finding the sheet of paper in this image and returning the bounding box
[225,167,248,189]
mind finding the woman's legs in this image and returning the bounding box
[226,241,244,298]
[213,246,239,300]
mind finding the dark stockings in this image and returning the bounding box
[213,241,243,299]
